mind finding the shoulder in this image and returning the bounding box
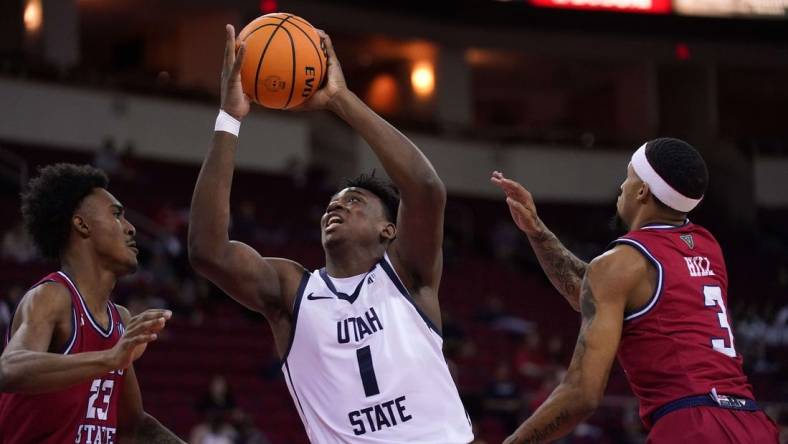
[267,257,309,276]
[586,245,650,297]
[263,258,310,313]
[16,281,73,320]
[267,258,310,288]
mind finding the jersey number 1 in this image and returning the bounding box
[703,286,736,358]
[356,345,380,397]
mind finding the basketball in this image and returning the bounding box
[237,13,327,110]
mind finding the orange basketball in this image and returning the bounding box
[237,13,327,110]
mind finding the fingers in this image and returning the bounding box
[316,29,340,67]
[124,317,167,337]
[127,332,158,345]
[490,171,511,190]
[506,196,528,214]
[130,309,172,323]
[491,171,531,202]
[230,42,246,78]
[125,309,171,331]
[224,24,236,71]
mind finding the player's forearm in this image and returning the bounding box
[119,413,185,444]
[328,90,446,203]
[0,349,113,393]
[504,383,595,444]
[188,131,238,266]
[527,219,587,311]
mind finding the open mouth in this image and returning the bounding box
[325,215,344,231]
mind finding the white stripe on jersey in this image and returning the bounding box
[282,253,473,443]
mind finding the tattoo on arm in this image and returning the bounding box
[575,277,598,357]
[529,225,588,309]
[518,409,571,444]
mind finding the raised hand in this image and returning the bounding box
[491,171,541,235]
[220,24,250,120]
[292,30,349,112]
[108,309,171,370]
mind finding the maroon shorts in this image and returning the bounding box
[647,406,779,444]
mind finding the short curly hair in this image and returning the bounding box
[343,172,400,223]
[21,163,109,260]
[645,138,708,200]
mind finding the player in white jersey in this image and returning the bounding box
[188,26,473,443]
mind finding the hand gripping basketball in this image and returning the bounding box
[108,309,171,370]
[292,30,348,112]
[220,24,250,120]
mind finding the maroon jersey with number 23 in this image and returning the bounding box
[0,271,126,444]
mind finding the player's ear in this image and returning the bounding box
[380,222,396,243]
[72,214,90,238]
[637,181,650,204]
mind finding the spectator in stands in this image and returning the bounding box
[0,285,24,337]
[528,367,565,414]
[476,296,506,325]
[119,142,141,183]
[197,375,236,417]
[93,137,121,176]
[483,362,522,430]
[513,331,548,388]
[230,410,270,444]
[545,335,565,367]
[189,411,236,444]
[1,223,37,263]
[490,219,521,262]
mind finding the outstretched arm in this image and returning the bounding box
[491,171,587,311]
[116,306,184,444]
[188,25,304,317]
[297,31,446,291]
[503,246,639,444]
[0,284,169,394]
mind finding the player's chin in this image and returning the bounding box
[322,230,346,248]
[118,256,139,275]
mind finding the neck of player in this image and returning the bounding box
[631,207,687,231]
[324,243,386,278]
[60,250,118,315]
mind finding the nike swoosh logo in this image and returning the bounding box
[306,293,333,300]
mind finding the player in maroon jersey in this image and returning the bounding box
[0,164,184,443]
[491,138,779,443]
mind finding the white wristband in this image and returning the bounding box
[215,110,241,136]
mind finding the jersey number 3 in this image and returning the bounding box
[86,379,115,420]
[703,286,736,358]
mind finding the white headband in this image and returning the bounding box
[631,144,702,213]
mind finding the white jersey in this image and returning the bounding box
[281,253,473,443]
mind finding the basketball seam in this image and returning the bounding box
[239,23,278,43]
[278,25,297,109]
[282,17,325,94]
[253,15,294,105]
[284,14,314,30]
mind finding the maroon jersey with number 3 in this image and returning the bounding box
[0,271,126,444]
[610,222,754,428]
